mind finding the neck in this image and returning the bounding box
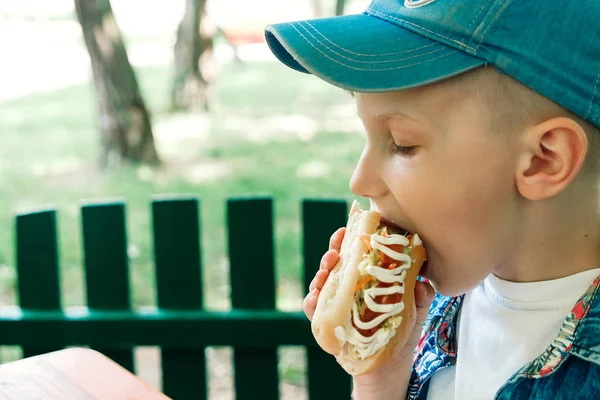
[495,184,600,283]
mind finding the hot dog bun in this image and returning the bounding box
[311,200,426,376]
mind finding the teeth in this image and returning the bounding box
[413,234,422,246]
[380,218,409,236]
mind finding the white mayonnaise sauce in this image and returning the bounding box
[334,233,422,360]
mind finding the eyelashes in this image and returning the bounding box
[392,144,418,156]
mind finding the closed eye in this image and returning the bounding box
[392,144,418,156]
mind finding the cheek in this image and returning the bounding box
[391,138,518,294]
[411,146,515,238]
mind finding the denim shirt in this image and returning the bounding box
[408,275,600,399]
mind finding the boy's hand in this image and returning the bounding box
[352,277,435,399]
[303,227,345,321]
[303,227,435,400]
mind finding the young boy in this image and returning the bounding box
[265,1,600,399]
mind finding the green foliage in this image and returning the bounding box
[0,61,365,312]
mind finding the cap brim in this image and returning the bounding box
[265,13,487,92]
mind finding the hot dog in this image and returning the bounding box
[311,200,427,375]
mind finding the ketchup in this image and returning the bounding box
[352,243,405,337]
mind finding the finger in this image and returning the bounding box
[303,289,319,321]
[314,269,329,290]
[329,227,346,252]
[308,269,327,291]
[413,280,435,326]
[309,276,317,292]
[320,249,339,270]
[398,281,436,358]
[310,269,329,292]
[414,280,435,308]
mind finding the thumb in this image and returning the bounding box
[413,280,435,331]
[397,280,436,358]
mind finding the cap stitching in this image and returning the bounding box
[290,22,460,72]
[367,7,476,52]
[585,68,600,120]
[463,0,495,44]
[297,22,447,64]
[475,0,510,53]
[303,20,438,57]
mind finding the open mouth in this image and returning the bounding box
[379,217,409,236]
[380,216,429,275]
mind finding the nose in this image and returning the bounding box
[349,145,388,200]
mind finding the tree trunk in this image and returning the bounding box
[312,0,324,17]
[171,0,214,112]
[335,0,347,16]
[74,0,160,168]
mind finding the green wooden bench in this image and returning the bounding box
[0,196,353,399]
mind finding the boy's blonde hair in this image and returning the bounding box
[461,66,600,177]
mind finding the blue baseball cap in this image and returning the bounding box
[265,0,600,128]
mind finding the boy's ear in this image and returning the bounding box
[515,117,588,201]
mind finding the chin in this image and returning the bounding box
[429,281,466,298]
[421,262,478,298]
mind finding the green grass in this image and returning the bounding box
[0,60,368,311]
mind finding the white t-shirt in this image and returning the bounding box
[426,268,600,400]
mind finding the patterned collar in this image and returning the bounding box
[570,275,600,364]
[513,274,600,378]
[409,274,600,398]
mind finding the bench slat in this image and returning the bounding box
[153,197,206,400]
[228,197,279,400]
[302,199,352,399]
[7,197,358,399]
[82,202,134,372]
[16,210,62,359]
[0,309,310,347]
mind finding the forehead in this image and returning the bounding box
[355,76,478,126]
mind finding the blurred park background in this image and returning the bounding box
[0,0,370,397]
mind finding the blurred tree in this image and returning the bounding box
[312,0,324,17]
[74,0,160,168]
[335,0,347,16]
[171,0,214,111]
[312,0,346,17]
